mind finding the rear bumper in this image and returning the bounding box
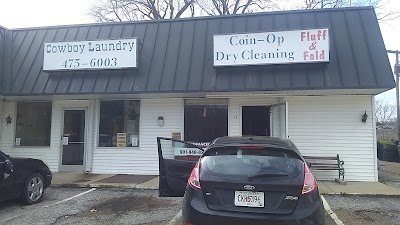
[182,190,325,225]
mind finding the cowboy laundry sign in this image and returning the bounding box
[213,28,329,66]
[43,38,138,71]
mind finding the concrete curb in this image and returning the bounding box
[321,192,400,197]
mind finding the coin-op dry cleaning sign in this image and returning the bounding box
[43,38,138,71]
[213,28,329,66]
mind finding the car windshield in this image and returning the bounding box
[202,146,303,178]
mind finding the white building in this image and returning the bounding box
[0,7,394,182]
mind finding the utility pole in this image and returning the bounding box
[387,50,400,141]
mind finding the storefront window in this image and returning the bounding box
[15,102,52,146]
[99,100,140,147]
[184,99,228,144]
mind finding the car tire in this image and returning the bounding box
[22,173,45,205]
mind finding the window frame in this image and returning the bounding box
[97,99,141,149]
[14,101,52,147]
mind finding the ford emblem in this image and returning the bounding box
[243,185,255,190]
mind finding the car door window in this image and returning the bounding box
[159,138,204,162]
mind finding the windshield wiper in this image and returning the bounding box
[247,173,289,181]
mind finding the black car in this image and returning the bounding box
[0,150,52,204]
[157,136,325,225]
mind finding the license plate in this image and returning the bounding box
[234,191,264,208]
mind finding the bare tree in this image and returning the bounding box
[375,99,396,126]
[301,0,399,21]
[89,0,398,22]
[90,0,196,22]
[195,0,276,16]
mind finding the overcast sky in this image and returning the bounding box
[0,0,399,103]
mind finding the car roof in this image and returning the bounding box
[207,136,301,155]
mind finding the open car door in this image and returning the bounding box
[157,137,205,197]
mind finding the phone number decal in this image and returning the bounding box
[174,148,204,156]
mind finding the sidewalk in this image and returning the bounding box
[319,181,400,196]
[52,172,159,189]
[52,172,400,196]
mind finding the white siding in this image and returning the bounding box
[228,95,375,182]
[2,101,57,171]
[286,96,376,182]
[1,100,94,172]
[1,95,376,181]
[92,98,183,175]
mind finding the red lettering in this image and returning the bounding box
[301,32,306,41]
[323,30,327,40]
[301,30,328,41]
[304,50,326,61]
[320,50,325,60]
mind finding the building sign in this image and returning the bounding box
[117,133,127,147]
[43,38,138,71]
[213,28,329,66]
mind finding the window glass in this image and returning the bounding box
[203,147,302,178]
[184,99,228,144]
[15,102,52,146]
[99,100,140,147]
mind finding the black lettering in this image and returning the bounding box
[128,42,135,51]
[116,41,122,50]
[89,42,94,52]
[266,34,276,43]
[101,44,107,51]
[108,43,115,51]
[58,45,66,53]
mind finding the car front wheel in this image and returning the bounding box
[22,173,45,204]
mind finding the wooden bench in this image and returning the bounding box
[303,154,345,184]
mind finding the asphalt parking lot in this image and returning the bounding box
[0,188,182,225]
[324,195,400,225]
[1,187,399,225]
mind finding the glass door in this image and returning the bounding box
[61,109,86,171]
[270,102,288,139]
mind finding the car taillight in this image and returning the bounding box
[188,160,201,191]
[301,162,317,195]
